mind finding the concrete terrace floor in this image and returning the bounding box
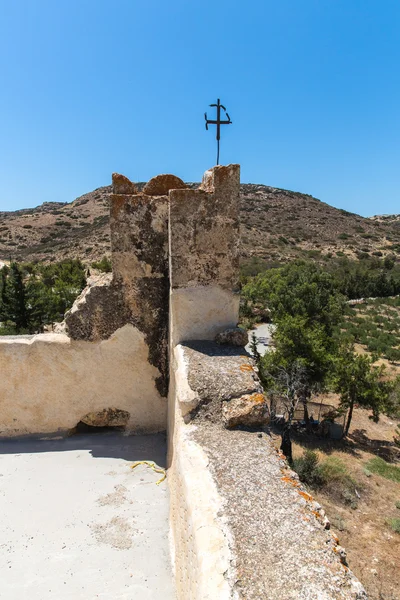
[0,432,175,600]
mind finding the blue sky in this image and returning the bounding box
[0,0,399,216]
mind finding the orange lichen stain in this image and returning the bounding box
[302,516,310,522]
[331,533,340,545]
[312,510,321,519]
[248,393,265,403]
[240,364,254,372]
[281,476,300,487]
[298,491,313,502]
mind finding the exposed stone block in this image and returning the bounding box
[143,174,187,196]
[169,165,240,291]
[222,393,269,429]
[80,407,130,428]
[112,173,138,194]
[169,164,241,345]
[215,327,248,347]
[67,174,171,398]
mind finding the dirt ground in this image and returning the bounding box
[272,398,400,600]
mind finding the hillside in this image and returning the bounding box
[1,183,400,267]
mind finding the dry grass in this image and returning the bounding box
[273,401,400,600]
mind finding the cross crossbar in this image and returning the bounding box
[204,98,232,165]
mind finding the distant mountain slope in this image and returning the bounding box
[1,183,400,266]
[369,213,400,225]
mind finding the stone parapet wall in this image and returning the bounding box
[0,325,167,437]
[168,340,367,600]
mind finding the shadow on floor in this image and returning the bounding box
[0,431,167,466]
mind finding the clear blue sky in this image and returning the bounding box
[0,0,399,216]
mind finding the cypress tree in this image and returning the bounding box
[6,263,29,332]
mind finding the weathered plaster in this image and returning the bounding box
[169,165,240,292]
[66,175,170,397]
[168,344,236,599]
[0,325,167,436]
[168,164,241,347]
[170,285,240,347]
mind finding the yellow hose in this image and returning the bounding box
[130,460,167,485]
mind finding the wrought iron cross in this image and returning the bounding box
[204,98,232,165]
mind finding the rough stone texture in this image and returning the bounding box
[0,325,167,436]
[80,407,130,427]
[215,326,248,347]
[169,339,367,600]
[143,174,187,196]
[222,393,269,429]
[112,172,138,194]
[193,424,367,600]
[168,416,235,600]
[169,164,241,346]
[65,274,130,341]
[66,176,170,397]
[169,164,240,290]
[110,189,170,396]
[168,346,236,600]
[177,341,264,421]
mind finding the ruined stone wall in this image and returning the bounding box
[0,167,243,437]
[0,173,188,436]
[65,173,171,397]
[168,343,367,600]
[169,164,241,347]
[0,326,167,436]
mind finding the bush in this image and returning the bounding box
[293,450,359,506]
[387,518,400,534]
[293,450,324,487]
[91,256,112,273]
[330,514,347,531]
[385,347,400,364]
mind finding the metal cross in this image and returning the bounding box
[204,98,232,165]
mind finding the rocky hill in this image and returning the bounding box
[1,183,400,268]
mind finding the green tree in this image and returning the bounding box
[0,259,86,334]
[0,265,9,322]
[261,357,308,463]
[25,278,58,332]
[260,316,335,459]
[5,263,29,332]
[243,261,345,335]
[332,344,392,436]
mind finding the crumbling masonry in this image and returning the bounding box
[0,165,367,600]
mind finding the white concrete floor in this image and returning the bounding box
[0,432,175,600]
